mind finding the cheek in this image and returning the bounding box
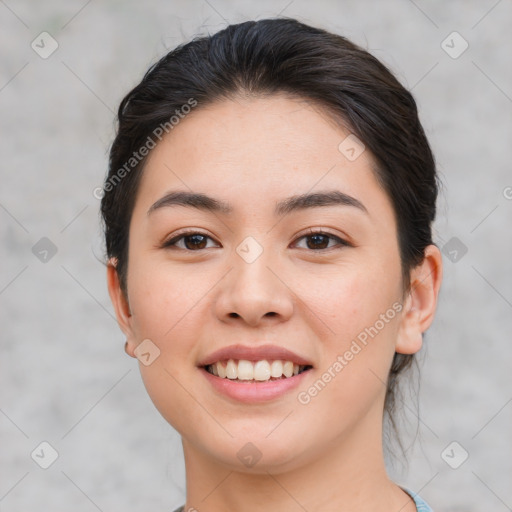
[125,259,214,433]
[309,259,402,339]
[294,282,401,443]
[302,259,402,401]
[127,257,211,343]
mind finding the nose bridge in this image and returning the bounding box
[232,236,275,300]
[232,235,278,296]
[235,234,268,270]
[215,235,293,325]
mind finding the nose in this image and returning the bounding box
[214,246,294,328]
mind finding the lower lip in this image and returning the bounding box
[200,367,310,403]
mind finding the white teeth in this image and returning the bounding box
[216,361,226,378]
[226,359,237,379]
[283,361,294,378]
[254,360,271,381]
[209,359,307,381]
[270,360,283,377]
[237,360,254,380]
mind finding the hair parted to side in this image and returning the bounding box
[100,17,438,459]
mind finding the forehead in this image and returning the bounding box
[147,94,361,173]
[135,94,393,220]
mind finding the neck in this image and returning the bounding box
[181,405,416,512]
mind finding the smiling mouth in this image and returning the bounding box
[203,359,313,382]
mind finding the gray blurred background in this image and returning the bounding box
[1,1,511,510]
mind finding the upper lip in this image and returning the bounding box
[198,344,313,367]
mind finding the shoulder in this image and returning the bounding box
[401,486,434,512]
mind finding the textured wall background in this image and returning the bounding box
[1,1,511,511]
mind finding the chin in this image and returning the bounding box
[198,430,312,474]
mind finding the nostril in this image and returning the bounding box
[227,311,276,319]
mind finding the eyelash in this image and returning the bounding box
[161,229,351,252]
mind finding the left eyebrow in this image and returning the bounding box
[275,190,368,216]
[147,190,368,216]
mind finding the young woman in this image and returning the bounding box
[101,18,442,512]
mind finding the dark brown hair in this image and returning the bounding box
[101,17,438,453]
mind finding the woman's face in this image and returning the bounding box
[109,94,434,472]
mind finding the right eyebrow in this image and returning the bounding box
[147,191,233,215]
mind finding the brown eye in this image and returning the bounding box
[182,234,208,250]
[163,232,218,251]
[293,231,349,251]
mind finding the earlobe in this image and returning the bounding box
[106,259,137,358]
[395,245,443,355]
[124,340,135,358]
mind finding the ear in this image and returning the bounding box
[106,259,137,358]
[395,244,443,354]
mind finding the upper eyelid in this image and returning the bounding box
[164,229,215,244]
